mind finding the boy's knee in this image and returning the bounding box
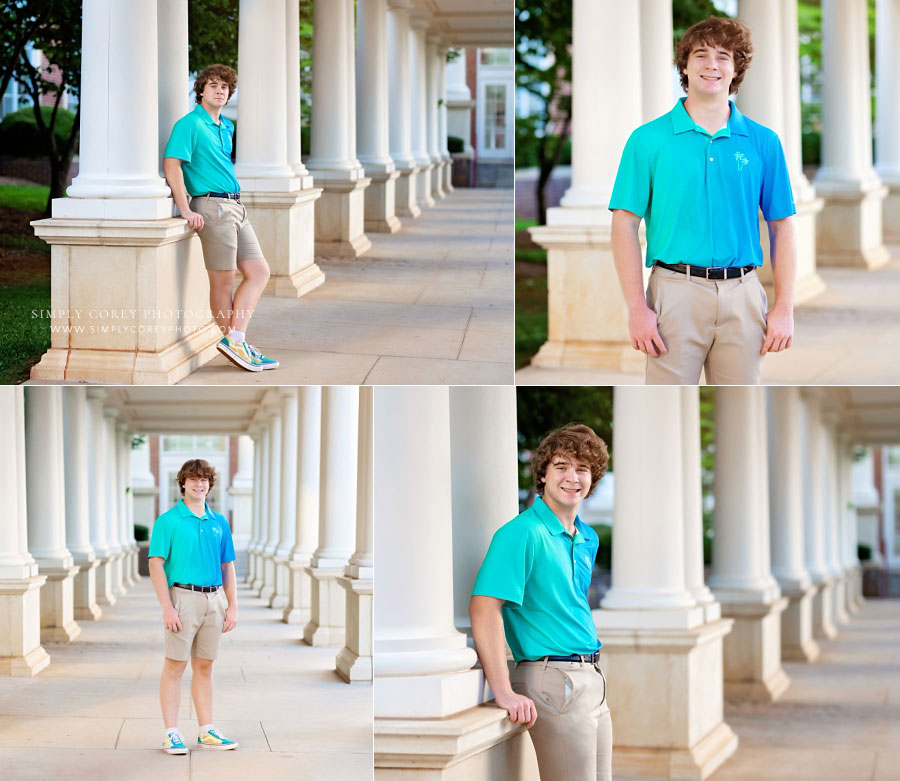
[163,658,188,677]
[191,657,214,675]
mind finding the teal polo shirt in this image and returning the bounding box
[163,103,240,197]
[609,98,796,268]
[472,496,601,662]
[148,499,236,588]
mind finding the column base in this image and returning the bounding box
[833,575,850,624]
[592,618,738,779]
[0,575,50,677]
[282,557,313,625]
[416,163,436,208]
[268,558,290,610]
[72,557,102,621]
[259,556,276,604]
[302,565,347,647]
[363,169,402,233]
[95,556,117,607]
[441,159,454,193]
[375,705,537,779]
[813,182,890,269]
[310,177,373,258]
[239,188,326,298]
[39,565,81,644]
[717,597,790,702]
[111,551,126,597]
[29,218,223,384]
[780,583,820,662]
[335,576,373,683]
[882,181,900,242]
[812,579,838,639]
[394,167,422,218]
[431,159,446,199]
[531,338,646,373]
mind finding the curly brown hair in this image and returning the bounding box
[176,458,217,496]
[194,64,237,105]
[531,424,609,499]
[675,17,753,96]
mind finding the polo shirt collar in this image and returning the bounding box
[533,496,586,542]
[193,102,222,127]
[177,498,210,520]
[670,97,749,138]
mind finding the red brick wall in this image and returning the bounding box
[467,48,477,156]
[150,435,160,518]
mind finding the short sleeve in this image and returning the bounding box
[472,522,533,606]
[759,132,795,221]
[148,515,171,560]
[219,517,235,564]
[164,117,195,163]
[608,128,653,218]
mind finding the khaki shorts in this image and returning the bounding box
[511,659,612,781]
[190,195,264,271]
[165,586,227,661]
[645,264,767,385]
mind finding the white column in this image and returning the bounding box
[104,408,125,598]
[337,386,374,682]
[156,0,189,177]
[821,416,848,629]
[0,388,50,677]
[86,390,114,607]
[357,0,401,233]
[448,386,519,636]
[24,389,80,644]
[709,388,789,702]
[374,387,479,719]
[260,401,282,604]
[131,435,157,539]
[445,48,474,157]
[767,387,819,662]
[639,0,674,122]
[285,0,311,180]
[876,0,900,239]
[62,388,101,621]
[813,0,889,269]
[425,34,444,198]
[60,0,169,218]
[228,435,254,552]
[284,387,322,625]
[437,46,453,192]
[854,448,882,566]
[681,387,719,622]
[271,388,299,610]
[387,0,421,217]
[251,424,270,593]
[247,425,265,586]
[409,17,434,207]
[304,387,359,647]
[118,425,138,587]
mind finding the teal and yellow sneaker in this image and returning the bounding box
[197,727,239,750]
[162,730,188,755]
[216,336,263,372]
[247,343,279,370]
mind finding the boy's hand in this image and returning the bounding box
[223,605,238,633]
[182,209,204,231]
[163,605,182,633]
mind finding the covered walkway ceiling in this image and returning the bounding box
[104,388,268,434]
[426,0,513,47]
[824,387,900,445]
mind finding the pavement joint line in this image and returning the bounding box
[260,719,272,753]
[114,717,125,749]
[456,310,474,361]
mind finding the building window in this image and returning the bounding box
[163,435,226,452]
[484,84,507,151]
[480,48,513,66]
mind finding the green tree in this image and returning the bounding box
[0,0,53,107]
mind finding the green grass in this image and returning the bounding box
[516,247,547,265]
[0,234,49,253]
[515,274,548,370]
[515,218,538,233]
[0,184,50,211]
[0,279,51,384]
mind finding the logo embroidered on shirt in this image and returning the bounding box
[734,152,749,171]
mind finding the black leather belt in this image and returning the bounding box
[174,583,219,593]
[206,191,240,201]
[656,261,755,280]
[539,652,600,663]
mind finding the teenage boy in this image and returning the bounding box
[610,16,797,385]
[470,424,612,781]
[148,458,239,755]
[163,63,278,373]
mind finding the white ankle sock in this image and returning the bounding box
[199,723,214,734]
[166,727,181,736]
[228,329,245,344]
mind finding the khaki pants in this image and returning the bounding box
[164,586,227,661]
[511,660,612,781]
[645,265,767,385]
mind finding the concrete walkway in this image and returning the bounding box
[183,188,514,386]
[0,578,371,780]
[517,244,900,385]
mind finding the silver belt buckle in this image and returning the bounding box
[705,266,712,280]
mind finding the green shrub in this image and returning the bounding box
[801,131,820,167]
[134,524,150,542]
[858,543,872,562]
[0,105,77,157]
[447,135,464,154]
[593,524,612,571]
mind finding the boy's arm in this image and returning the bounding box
[762,216,796,355]
[470,596,537,728]
[611,209,667,357]
[148,557,182,632]
[162,157,204,230]
[221,561,238,632]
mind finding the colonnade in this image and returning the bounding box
[30,0,458,384]
[374,385,871,779]
[0,387,139,676]
[530,0,900,373]
[245,387,374,683]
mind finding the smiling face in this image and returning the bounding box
[684,44,734,98]
[183,475,210,501]
[540,453,593,514]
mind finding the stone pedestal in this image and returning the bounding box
[260,555,276,603]
[780,583,820,662]
[812,578,838,639]
[28,221,220,384]
[39,566,82,643]
[393,166,421,218]
[834,573,850,624]
[239,189,326,297]
[270,557,289,610]
[364,170,402,233]
[814,185,891,269]
[335,575,373,682]
[95,555,117,607]
[593,620,738,780]
[718,598,791,701]
[0,576,50,677]
[283,557,313,625]
[303,566,346,646]
[313,179,373,257]
[72,557,102,621]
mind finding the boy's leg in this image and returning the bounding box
[160,657,188,728]
[232,257,270,335]
[208,269,237,336]
[191,657,214,726]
